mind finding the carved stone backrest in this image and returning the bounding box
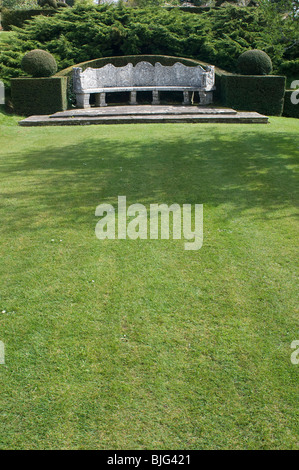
[154,62,205,87]
[73,61,215,92]
[134,62,155,86]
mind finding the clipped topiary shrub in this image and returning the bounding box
[237,49,272,76]
[21,50,57,78]
[221,75,286,115]
[11,77,68,116]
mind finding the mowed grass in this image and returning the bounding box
[0,111,298,449]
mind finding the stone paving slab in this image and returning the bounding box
[19,111,269,126]
[50,105,238,118]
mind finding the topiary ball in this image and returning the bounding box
[21,49,57,78]
[237,49,272,76]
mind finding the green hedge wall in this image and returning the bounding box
[221,75,286,116]
[11,76,67,115]
[1,9,57,31]
[283,90,299,119]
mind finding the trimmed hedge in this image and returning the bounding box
[221,75,286,116]
[11,76,67,115]
[237,49,272,76]
[283,90,299,119]
[1,9,57,31]
[21,49,58,77]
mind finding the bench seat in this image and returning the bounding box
[81,86,204,93]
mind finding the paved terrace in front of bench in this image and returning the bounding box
[19,105,269,126]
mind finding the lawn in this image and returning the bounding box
[0,110,298,450]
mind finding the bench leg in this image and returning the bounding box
[206,91,213,105]
[199,91,213,106]
[96,93,107,107]
[76,93,90,109]
[130,91,137,105]
[152,90,160,105]
[183,91,191,105]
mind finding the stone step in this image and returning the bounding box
[50,105,238,118]
[19,111,269,126]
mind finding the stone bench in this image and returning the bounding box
[73,61,215,108]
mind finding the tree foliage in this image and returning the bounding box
[0,3,297,88]
[1,0,38,10]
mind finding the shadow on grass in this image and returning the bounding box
[0,126,298,233]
